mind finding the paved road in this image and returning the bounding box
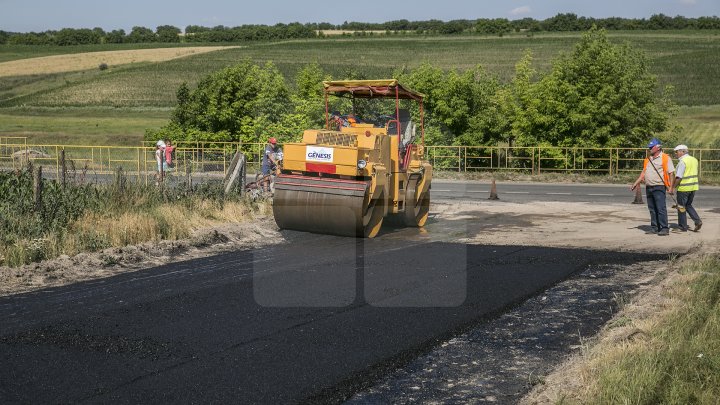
[39,170,720,209]
[0,228,664,403]
[432,180,720,207]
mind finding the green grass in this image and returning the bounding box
[586,254,720,404]
[0,107,169,145]
[675,105,720,147]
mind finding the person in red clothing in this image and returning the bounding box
[164,139,175,171]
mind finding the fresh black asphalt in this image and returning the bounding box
[0,232,665,404]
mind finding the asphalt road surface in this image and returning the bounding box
[1,229,665,403]
[432,180,720,207]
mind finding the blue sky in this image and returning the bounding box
[0,0,717,32]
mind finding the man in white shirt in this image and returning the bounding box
[631,138,675,236]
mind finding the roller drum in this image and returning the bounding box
[273,175,384,237]
[404,175,430,227]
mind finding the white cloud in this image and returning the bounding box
[509,6,532,16]
[679,0,697,4]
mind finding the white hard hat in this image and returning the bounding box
[674,144,688,151]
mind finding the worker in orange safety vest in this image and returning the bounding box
[631,138,675,236]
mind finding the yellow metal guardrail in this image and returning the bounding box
[2,142,719,178]
[425,146,720,176]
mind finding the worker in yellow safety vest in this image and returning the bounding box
[671,144,703,232]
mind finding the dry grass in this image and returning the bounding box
[0,46,240,77]
[60,199,267,256]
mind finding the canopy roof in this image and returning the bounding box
[323,79,424,101]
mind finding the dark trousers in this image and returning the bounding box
[646,185,668,232]
[676,190,701,230]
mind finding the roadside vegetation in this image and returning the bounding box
[147,28,678,153]
[0,168,268,267]
[0,26,718,266]
[560,254,720,404]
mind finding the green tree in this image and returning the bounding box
[479,51,541,146]
[171,82,191,128]
[476,18,512,35]
[156,25,181,42]
[396,63,499,145]
[156,61,290,143]
[292,62,330,132]
[543,13,581,31]
[517,27,676,147]
[127,26,156,43]
[54,28,101,45]
[105,29,125,44]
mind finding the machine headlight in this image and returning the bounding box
[357,160,367,169]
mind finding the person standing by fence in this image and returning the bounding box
[260,137,281,192]
[671,144,703,232]
[155,140,166,185]
[164,139,175,172]
[631,138,675,236]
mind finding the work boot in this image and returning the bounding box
[694,221,703,232]
[658,228,669,236]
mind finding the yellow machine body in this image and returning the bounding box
[273,80,432,238]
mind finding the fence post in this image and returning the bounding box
[186,157,192,189]
[60,148,66,189]
[34,165,43,212]
[698,149,702,178]
[458,146,461,172]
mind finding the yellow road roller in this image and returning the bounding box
[273,79,432,238]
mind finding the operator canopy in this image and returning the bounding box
[323,79,425,101]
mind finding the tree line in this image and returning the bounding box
[2,13,719,46]
[146,28,678,153]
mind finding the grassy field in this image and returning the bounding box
[0,107,169,145]
[0,31,718,145]
[675,105,720,147]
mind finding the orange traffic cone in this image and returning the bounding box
[488,179,499,200]
[632,186,643,204]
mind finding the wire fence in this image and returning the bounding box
[2,139,719,179]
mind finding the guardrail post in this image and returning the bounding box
[698,149,702,177]
[458,146,461,172]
